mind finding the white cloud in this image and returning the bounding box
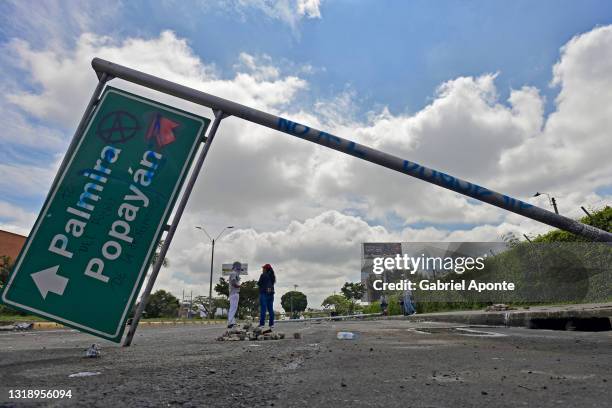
[0,201,37,236]
[297,0,322,18]
[0,98,66,152]
[0,163,56,198]
[6,31,307,128]
[234,0,322,30]
[0,0,120,51]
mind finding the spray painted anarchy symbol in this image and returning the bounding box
[97,111,141,144]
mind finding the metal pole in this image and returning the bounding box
[581,206,593,219]
[46,73,110,201]
[209,238,215,318]
[91,58,612,242]
[523,234,532,243]
[123,110,226,346]
[551,197,559,215]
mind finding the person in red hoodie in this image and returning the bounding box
[257,264,276,329]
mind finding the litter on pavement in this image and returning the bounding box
[85,344,101,358]
[69,371,102,378]
[337,332,356,340]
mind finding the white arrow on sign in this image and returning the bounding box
[31,265,69,299]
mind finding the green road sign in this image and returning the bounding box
[1,87,210,342]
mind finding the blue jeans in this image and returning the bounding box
[259,293,274,327]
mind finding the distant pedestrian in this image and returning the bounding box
[257,264,276,329]
[380,294,388,316]
[403,289,416,315]
[227,261,241,328]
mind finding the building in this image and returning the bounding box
[0,229,27,267]
[361,243,402,302]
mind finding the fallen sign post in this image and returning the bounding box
[90,58,612,242]
[1,87,210,342]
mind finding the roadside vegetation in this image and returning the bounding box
[323,206,611,316]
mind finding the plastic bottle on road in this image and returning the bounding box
[336,331,356,340]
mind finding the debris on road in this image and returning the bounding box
[216,324,286,342]
[485,304,515,312]
[69,371,101,378]
[0,322,34,331]
[337,331,356,340]
[85,344,101,358]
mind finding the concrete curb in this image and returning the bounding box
[136,320,225,326]
[9,319,227,331]
[397,303,612,328]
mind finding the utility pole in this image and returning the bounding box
[534,192,559,215]
[195,225,234,318]
[581,206,593,220]
[551,197,559,215]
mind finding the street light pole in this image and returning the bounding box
[209,238,215,315]
[195,225,234,318]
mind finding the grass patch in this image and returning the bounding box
[0,314,46,323]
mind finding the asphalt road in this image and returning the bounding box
[0,319,610,407]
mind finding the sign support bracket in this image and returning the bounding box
[122,109,227,347]
[45,73,110,204]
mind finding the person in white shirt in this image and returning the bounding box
[227,261,241,328]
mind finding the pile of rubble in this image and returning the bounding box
[216,322,287,342]
[485,304,515,312]
[0,322,34,332]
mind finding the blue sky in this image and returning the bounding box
[1,0,611,303]
[3,0,612,117]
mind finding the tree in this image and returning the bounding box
[0,256,25,316]
[215,277,229,297]
[321,294,351,315]
[193,296,228,318]
[214,277,260,319]
[0,256,13,288]
[144,289,179,318]
[533,206,611,243]
[237,280,260,319]
[341,282,366,313]
[281,291,308,317]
